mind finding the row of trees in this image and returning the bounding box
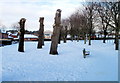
[17,1,120,55]
[61,1,120,50]
[18,9,62,55]
[18,17,45,52]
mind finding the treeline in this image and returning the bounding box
[61,1,120,50]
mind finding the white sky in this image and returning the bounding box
[0,0,85,31]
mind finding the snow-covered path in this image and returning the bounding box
[1,40,118,81]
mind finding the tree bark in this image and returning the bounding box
[103,30,107,43]
[37,17,44,49]
[88,10,92,45]
[88,21,92,45]
[71,35,74,42]
[58,26,62,44]
[50,9,62,55]
[88,35,91,45]
[117,1,120,50]
[18,18,26,52]
[115,29,119,50]
[84,33,86,44]
[113,2,120,50]
[115,1,120,50]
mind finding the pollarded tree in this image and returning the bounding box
[49,9,62,55]
[37,17,44,49]
[18,18,26,52]
[58,25,62,44]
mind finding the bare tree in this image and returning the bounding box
[69,12,82,42]
[61,19,69,43]
[101,2,119,50]
[111,2,120,50]
[85,2,96,45]
[37,17,44,49]
[11,22,20,31]
[50,9,62,55]
[79,13,88,44]
[18,18,26,52]
[95,2,119,50]
[95,2,112,43]
[63,26,68,43]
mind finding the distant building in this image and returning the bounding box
[0,31,13,46]
[24,34,38,41]
[7,31,19,40]
[9,33,18,38]
[44,30,52,39]
[0,32,8,39]
[33,30,53,39]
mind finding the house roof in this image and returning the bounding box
[12,33,18,36]
[8,36,13,38]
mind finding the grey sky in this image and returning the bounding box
[0,0,84,31]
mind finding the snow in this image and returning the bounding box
[13,38,19,40]
[7,32,12,35]
[67,35,71,38]
[1,40,118,81]
[11,33,18,36]
[24,34,38,38]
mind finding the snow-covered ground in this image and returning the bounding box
[0,45,2,82]
[1,40,118,81]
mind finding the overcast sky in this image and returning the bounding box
[0,0,85,31]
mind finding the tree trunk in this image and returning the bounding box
[103,30,107,43]
[84,33,86,44]
[50,25,60,55]
[77,35,79,42]
[42,35,44,46]
[88,35,91,45]
[114,2,120,50]
[58,27,61,44]
[103,34,107,43]
[88,14,92,45]
[63,35,67,43]
[115,29,119,50]
[63,26,67,43]
[117,1,120,50]
[115,1,120,50]
[18,18,26,52]
[88,28,92,45]
[37,17,44,49]
[50,9,62,55]
[71,35,74,42]
[98,34,99,38]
